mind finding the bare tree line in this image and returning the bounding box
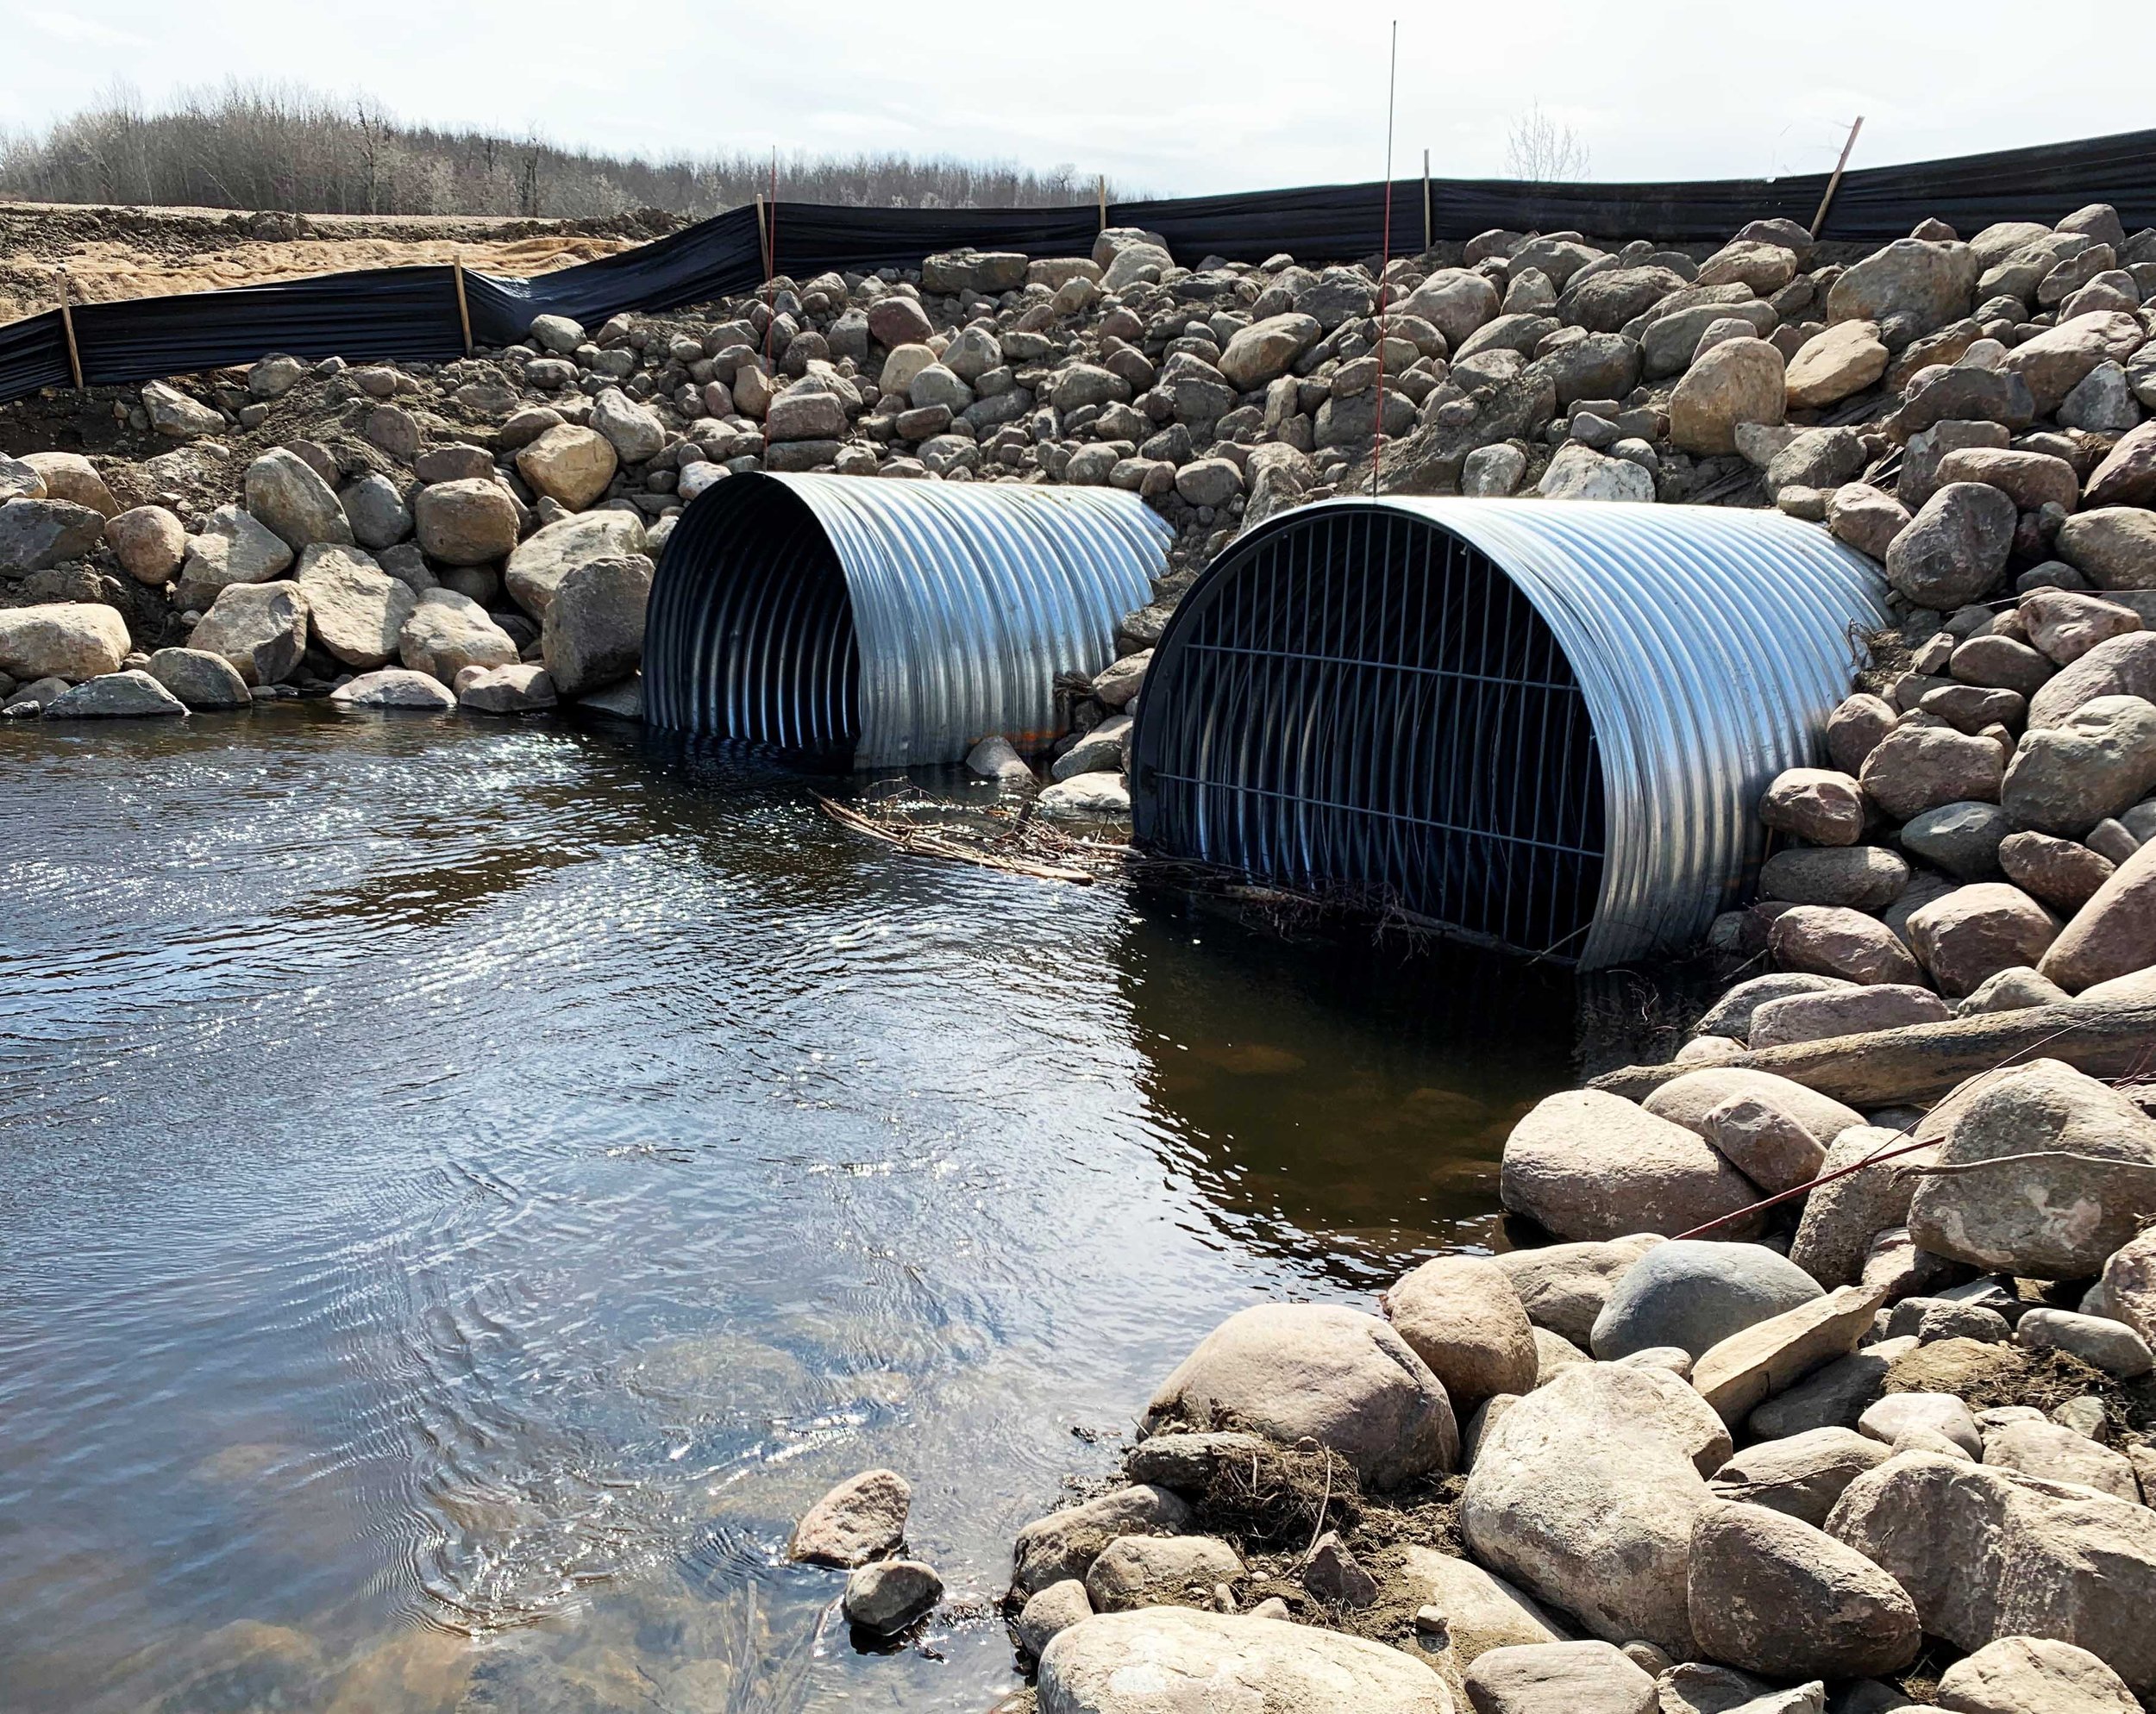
[0,82,1125,219]
[1503,103,1592,183]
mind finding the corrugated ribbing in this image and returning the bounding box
[1131,498,1890,968]
[645,472,1169,767]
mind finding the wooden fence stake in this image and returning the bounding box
[1097,173,1107,232]
[1810,115,1865,239]
[754,193,770,279]
[1422,148,1432,253]
[56,268,84,390]
[451,253,473,357]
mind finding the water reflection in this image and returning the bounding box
[1112,901,1576,1283]
[0,705,1582,1712]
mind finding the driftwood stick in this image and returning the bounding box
[1590,999,2156,1108]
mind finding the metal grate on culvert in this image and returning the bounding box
[645,472,1169,767]
[1130,498,1890,970]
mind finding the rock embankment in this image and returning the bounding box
[8,197,2153,821]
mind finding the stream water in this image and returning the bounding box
[0,706,1576,1713]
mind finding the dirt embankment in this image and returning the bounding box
[0,202,684,323]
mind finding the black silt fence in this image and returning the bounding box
[6,125,2155,406]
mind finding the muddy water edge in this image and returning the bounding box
[0,704,1590,1712]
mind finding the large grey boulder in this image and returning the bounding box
[0,601,129,681]
[412,478,519,566]
[1908,1059,2156,1279]
[841,1558,940,1634]
[329,667,456,710]
[1037,1608,1453,1714]
[147,646,251,710]
[1393,1547,1564,1705]
[505,510,647,617]
[1906,882,2061,998]
[1688,1498,1920,1679]
[1404,269,1501,349]
[2003,310,2149,415]
[141,378,225,437]
[1828,1451,2156,1691]
[1463,1641,1655,1714]
[2097,1226,2156,1344]
[1826,238,1978,347]
[1385,1255,1538,1407]
[397,589,518,683]
[787,1468,909,1567]
[591,387,667,462]
[2016,1307,2154,1379]
[1219,314,1322,389]
[1144,1304,1456,1489]
[1711,1428,1894,1529]
[2003,695,2156,836]
[1669,339,1786,456]
[1641,1069,1864,1154]
[1015,1580,1092,1661]
[1460,1362,1728,1657]
[189,580,309,685]
[1697,1096,1828,1195]
[515,423,617,510]
[1746,984,1951,1048]
[1489,1234,1662,1345]
[1538,443,1655,501]
[43,670,187,719]
[1758,845,1910,911]
[1082,1534,1242,1613]
[1883,482,2017,609]
[105,504,188,586]
[1791,1127,1936,1287]
[242,447,352,552]
[1747,1340,1910,1440]
[176,504,294,607]
[1692,974,1855,1043]
[1502,1091,1766,1242]
[2040,840,2156,990]
[1691,1284,1888,1428]
[541,554,651,698]
[1786,320,1890,408]
[1934,1635,2140,1714]
[0,497,106,572]
[1770,904,1927,985]
[1982,1418,2141,1502]
[294,543,415,670]
[1590,1241,1821,1361]
[1011,1486,1191,1598]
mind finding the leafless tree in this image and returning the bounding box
[0,82,1129,219]
[1502,103,1591,183]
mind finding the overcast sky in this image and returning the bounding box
[9,1,2155,197]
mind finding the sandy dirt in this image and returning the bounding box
[0,201,683,323]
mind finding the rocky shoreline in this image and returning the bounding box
[9,199,2156,1711]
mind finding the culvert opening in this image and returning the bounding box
[646,473,1170,768]
[645,475,861,759]
[1132,505,1608,961]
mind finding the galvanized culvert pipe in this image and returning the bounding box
[645,472,1170,766]
[1129,498,1890,970]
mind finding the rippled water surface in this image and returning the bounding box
[0,706,1575,1712]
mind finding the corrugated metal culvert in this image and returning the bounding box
[1130,497,1891,969]
[645,472,1169,766]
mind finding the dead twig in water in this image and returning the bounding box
[814,791,1104,885]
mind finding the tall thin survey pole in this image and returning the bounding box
[1369,21,1399,499]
